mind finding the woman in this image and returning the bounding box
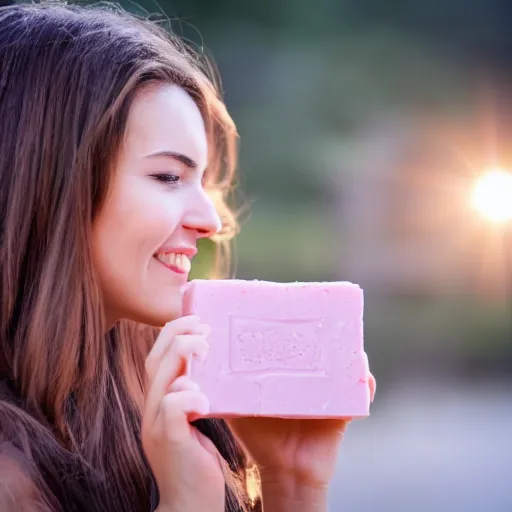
[0,3,376,512]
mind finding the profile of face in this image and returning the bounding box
[92,84,221,327]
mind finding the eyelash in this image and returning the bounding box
[151,173,181,186]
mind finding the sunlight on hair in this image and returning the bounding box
[471,168,512,222]
[246,465,261,506]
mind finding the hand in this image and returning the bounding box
[141,316,225,512]
[228,373,377,490]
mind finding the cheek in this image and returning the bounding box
[92,168,191,324]
[93,180,181,290]
[127,194,183,258]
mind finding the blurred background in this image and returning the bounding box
[24,0,512,509]
[126,1,511,510]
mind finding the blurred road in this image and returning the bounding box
[331,380,512,511]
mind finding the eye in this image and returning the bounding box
[151,173,181,186]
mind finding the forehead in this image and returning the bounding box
[123,83,208,167]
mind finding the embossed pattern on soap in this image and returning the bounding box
[229,316,326,373]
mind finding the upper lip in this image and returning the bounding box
[154,246,198,258]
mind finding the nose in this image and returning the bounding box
[182,187,222,238]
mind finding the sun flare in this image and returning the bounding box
[471,169,512,222]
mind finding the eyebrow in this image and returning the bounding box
[144,150,198,169]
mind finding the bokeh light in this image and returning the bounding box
[471,168,512,222]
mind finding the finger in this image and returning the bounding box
[146,316,210,381]
[168,375,201,393]
[146,316,205,374]
[195,430,225,473]
[160,390,210,443]
[368,372,376,403]
[196,430,222,460]
[144,334,209,424]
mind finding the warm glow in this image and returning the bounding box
[471,169,512,222]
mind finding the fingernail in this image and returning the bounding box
[199,398,210,416]
[199,324,211,335]
[194,342,209,362]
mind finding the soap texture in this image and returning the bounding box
[182,279,370,419]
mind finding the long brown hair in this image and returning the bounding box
[0,3,258,511]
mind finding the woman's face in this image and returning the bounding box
[92,83,221,326]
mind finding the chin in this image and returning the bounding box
[127,297,183,327]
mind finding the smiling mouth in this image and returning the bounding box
[154,252,192,274]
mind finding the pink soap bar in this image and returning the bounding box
[182,279,370,419]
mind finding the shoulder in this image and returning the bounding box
[0,441,54,512]
[0,388,56,512]
[0,441,34,491]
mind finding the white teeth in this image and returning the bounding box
[181,255,191,273]
[156,252,191,272]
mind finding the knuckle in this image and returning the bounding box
[160,394,176,413]
[170,334,192,355]
[161,395,183,421]
[161,392,179,409]
[169,335,185,354]
[175,335,207,359]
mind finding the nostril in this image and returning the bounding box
[182,191,222,236]
[183,224,218,239]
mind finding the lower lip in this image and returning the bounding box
[153,256,188,276]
